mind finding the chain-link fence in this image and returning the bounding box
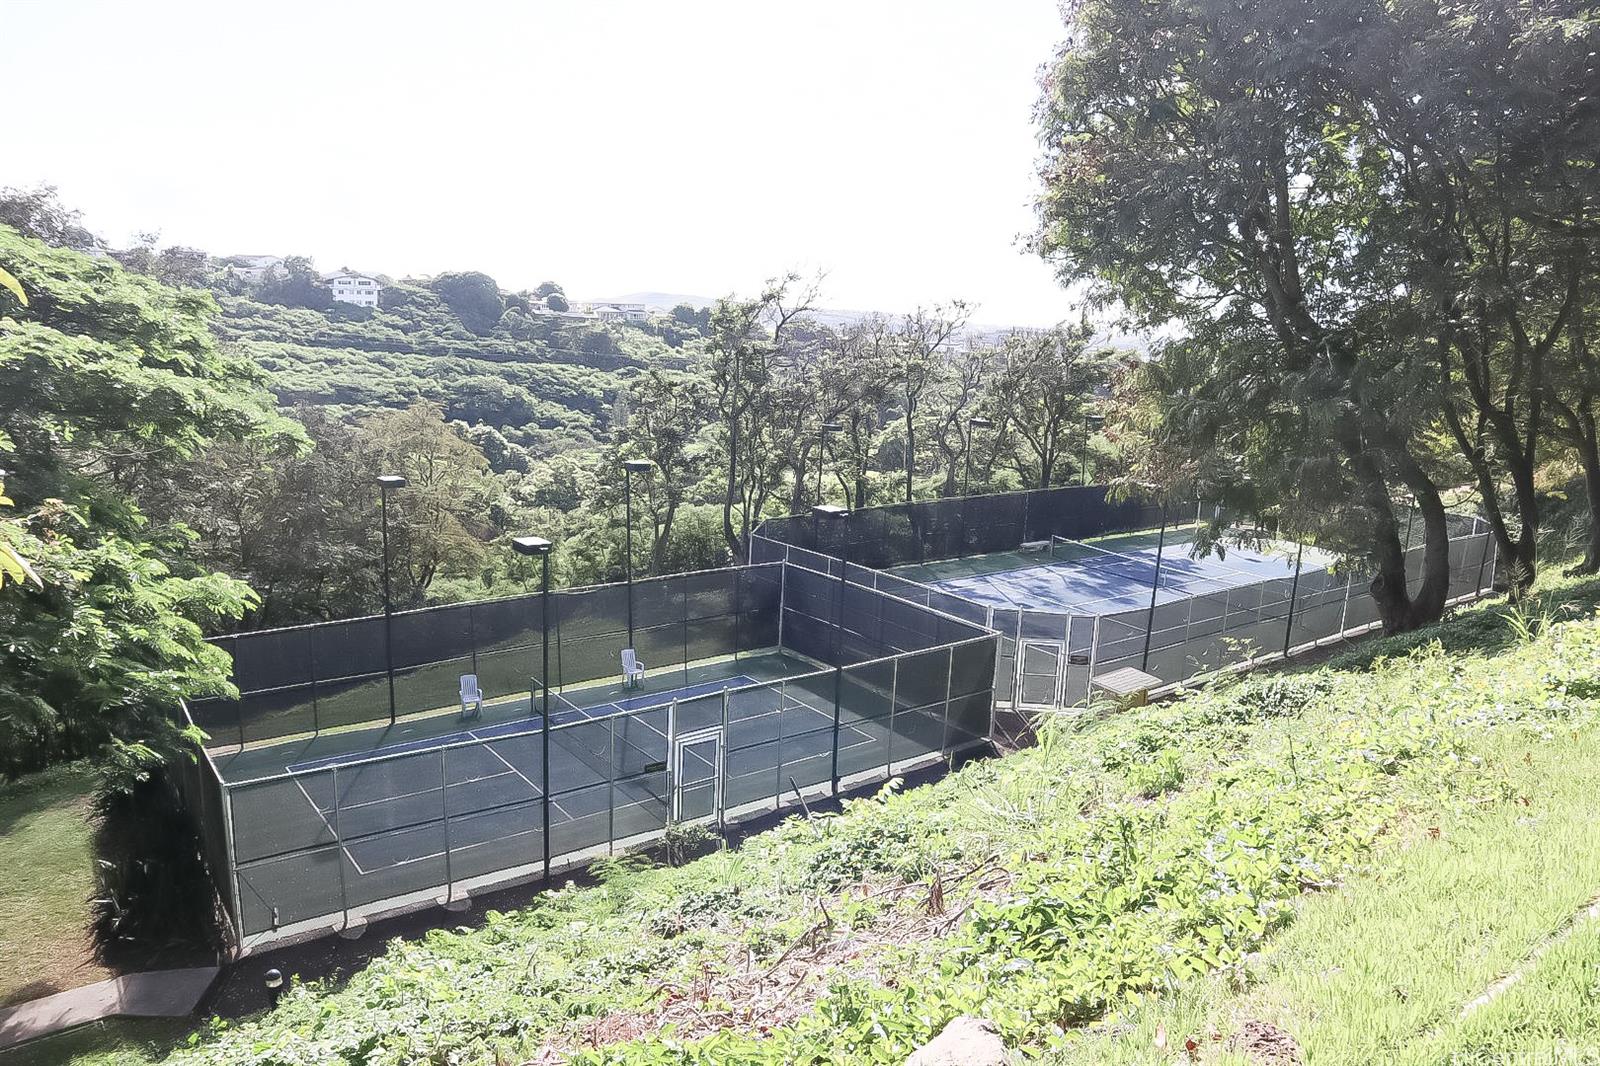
[752,487,1499,717]
[181,559,997,948]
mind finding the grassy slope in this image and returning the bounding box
[0,762,109,1006]
[57,574,1600,1065]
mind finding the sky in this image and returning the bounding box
[3,1,1075,326]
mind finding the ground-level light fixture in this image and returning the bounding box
[264,968,285,1007]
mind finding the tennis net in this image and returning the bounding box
[1050,535,1150,572]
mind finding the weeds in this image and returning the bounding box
[94,574,1600,1066]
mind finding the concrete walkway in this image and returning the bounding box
[0,966,218,1050]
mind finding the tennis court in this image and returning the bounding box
[892,528,1330,613]
[752,485,1499,711]
[181,559,999,947]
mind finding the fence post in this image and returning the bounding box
[307,630,322,737]
[222,785,245,943]
[830,664,843,797]
[940,648,955,753]
[886,659,898,774]
[1140,504,1170,672]
[331,765,350,932]
[718,690,730,834]
[830,559,846,796]
[607,715,616,855]
[773,680,787,812]
[1086,616,1101,706]
[440,747,455,907]
[985,607,998,740]
[1281,542,1305,657]
[542,703,551,883]
[1474,532,1491,596]
[666,698,680,821]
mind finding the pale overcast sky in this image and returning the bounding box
[3,1,1074,325]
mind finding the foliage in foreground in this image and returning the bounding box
[0,225,277,783]
[83,576,1598,1066]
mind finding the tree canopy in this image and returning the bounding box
[1034,0,1599,629]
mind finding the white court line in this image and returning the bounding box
[466,728,576,822]
[295,775,370,876]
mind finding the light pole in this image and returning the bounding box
[376,474,408,726]
[812,504,850,795]
[1082,412,1104,487]
[818,421,843,506]
[621,458,653,646]
[512,535,554,880]
[963,416,994,497]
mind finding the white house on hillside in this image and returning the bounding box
[324,271,382,308]
[221,255,284,283]
[582,301,649,324]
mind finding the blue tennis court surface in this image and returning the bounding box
[915,534,1331,613]
[288,675,759,773]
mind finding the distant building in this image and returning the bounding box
[221,255,284,283]
[324,271,382,308]
[580,301,649,324]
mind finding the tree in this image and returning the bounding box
[0,224,280,778]
[1360,0,1597,586]
[431,271,504,335]
[258,256,333,310]
[534,280,565,298]
[985,328,1108,490]
[927,340,990,496]
[545,292,570,313]
[1035,0,1459,633]
[359,403,501,598]
[701,276,816,557]
[671,303,712,332]
[0,183,102,252]
[616,370,712,571]
[821,317,895,508]
[113,235,214,289]
[153,407,385,627]
[886,303,970,502]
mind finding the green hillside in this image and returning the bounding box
[212,286,692,463]
[41,571,1600,1066]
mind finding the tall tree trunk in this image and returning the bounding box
[1577,418,1600,573]
[721,418,742,557]
[1342,433,1451,634]
[1555,399,1600,574]
[903,407,915,503]
[651,500,679,573]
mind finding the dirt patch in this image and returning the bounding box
[536,859,1012,1060]
[1226,1019,1304,1065]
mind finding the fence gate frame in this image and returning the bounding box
[671,726,724,823]
[1015,639,1067,710]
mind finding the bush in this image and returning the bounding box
[90,765,227,965]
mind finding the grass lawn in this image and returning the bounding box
[42,570,1600,1065]
[1047,705,1600,1063]
[0,762,111,1007]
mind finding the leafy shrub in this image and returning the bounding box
[1125,747,1185,797]
[798,786,943,891]
[1222,673,1335,722]
[91,766,226,964]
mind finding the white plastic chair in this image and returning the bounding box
[621,648,646,688]
[459,674,484,719]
